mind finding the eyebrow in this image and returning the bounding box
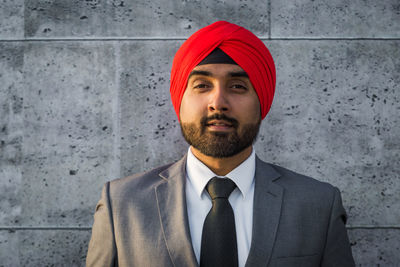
[188,70,212,79]
[188,70,249,80]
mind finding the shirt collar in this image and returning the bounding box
[186,146,256,199]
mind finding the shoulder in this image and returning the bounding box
[257,158,340,200]
[275,163,334,189]
[106,161,177,199]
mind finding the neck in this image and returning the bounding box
[190,146,253,176]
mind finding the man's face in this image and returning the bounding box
[179,64,261,158]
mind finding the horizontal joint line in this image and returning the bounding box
[0,226,92,230]
[1,225,400,231]
[270,37,400,41]
[346,225,400,229]
[0,37,399,42]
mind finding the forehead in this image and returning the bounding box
[189,64,248,78]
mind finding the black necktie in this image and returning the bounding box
[200,177,238,267]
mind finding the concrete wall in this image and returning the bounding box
[0,0,399,266]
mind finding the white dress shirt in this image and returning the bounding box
[185,146,255,267]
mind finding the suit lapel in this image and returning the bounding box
[155,155,198,267]
[245,157,283,267]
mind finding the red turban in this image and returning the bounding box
[170,21,276,120]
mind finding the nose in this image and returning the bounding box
[208,84,229,112]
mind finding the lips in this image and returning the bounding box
[206,120,233,127]
[201,114,238,132]
[205,120,234,131]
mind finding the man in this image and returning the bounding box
[86,21,355,267]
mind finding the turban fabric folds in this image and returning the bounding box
[170,21,276,120]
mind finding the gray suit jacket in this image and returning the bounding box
[86,155,355,267]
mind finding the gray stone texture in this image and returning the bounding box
[0,229,90,266]
[272,0,400,38]
[0,0,24,38]
[24,0,269,38]
[349,229,400,266]
[0,43,24,227]
[1,0,400,266]
[19,42,119,226]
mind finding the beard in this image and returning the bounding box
[180,113,261,158]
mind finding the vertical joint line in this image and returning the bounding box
[268,0,272,39]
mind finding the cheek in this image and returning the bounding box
[250,92,261,118]
[253,98,261,118]
[179,90,190,121]
[179,92,205,122]
[240,101,261,124]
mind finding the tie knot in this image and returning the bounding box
[206,177,236,200]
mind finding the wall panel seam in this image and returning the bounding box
[1,226,400,230]
[268,0,272,40]
[0,37,400,42]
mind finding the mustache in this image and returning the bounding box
[200,113,239,128]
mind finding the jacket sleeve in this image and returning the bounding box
[321,187,355,267]
[86,182,117,267]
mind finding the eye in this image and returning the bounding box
[228,78,249,91]
[193,83,209,89]
[230,83,248,92]
[231,84,247,89]
[192,79,212,91]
